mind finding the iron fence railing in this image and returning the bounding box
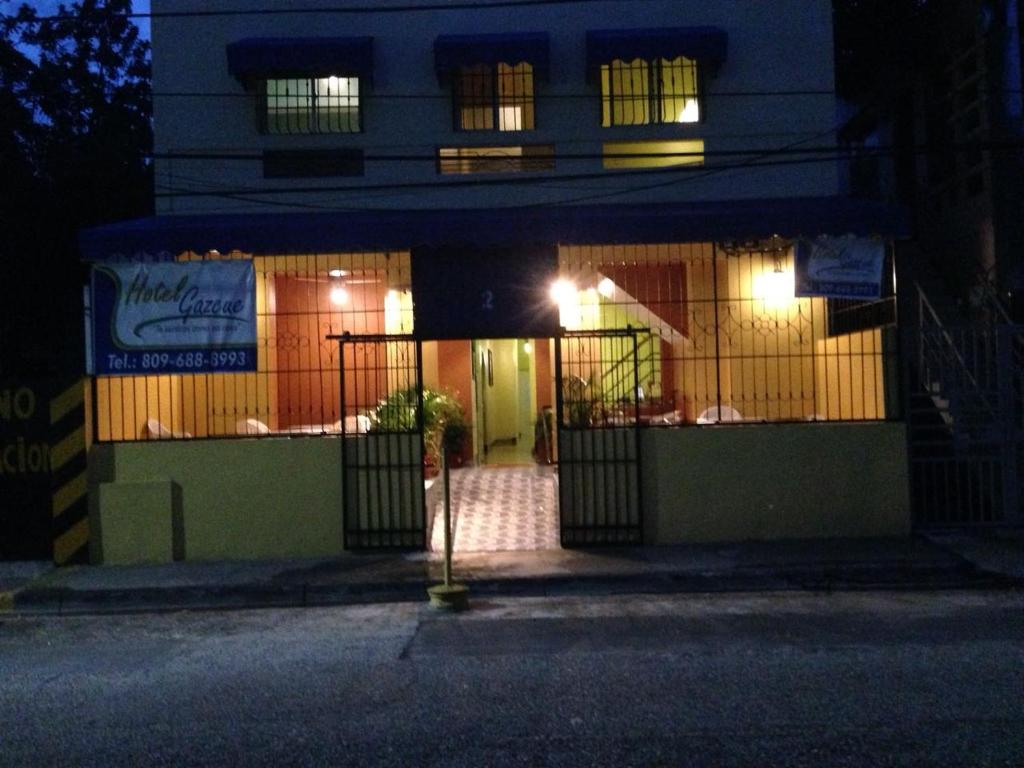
[908,281,1022,526]
[91,243,899,444]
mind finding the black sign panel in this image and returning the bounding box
[0,380,53,560]
[411,245,560,339]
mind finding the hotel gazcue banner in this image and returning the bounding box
[795,236,887,300]
[90,261,257,375]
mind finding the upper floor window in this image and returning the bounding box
[454,63,535,131]
[600,56,700,127]
[261,76,361,135]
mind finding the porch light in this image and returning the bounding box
[550,279,576,305]
[597,277,616,298]
[330,285,349,306]
[328,269,347,278]
[523,341,533,354]
[753,267,794,309]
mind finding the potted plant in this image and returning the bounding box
[370,387,468,475]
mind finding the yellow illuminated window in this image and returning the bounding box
[600,57,700,127]
[455,63,535,131]
[438,145,555,174]
[602,139,704,169]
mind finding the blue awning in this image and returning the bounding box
[586,27,728,72]
[79,197,908,262]
[434,33,550,81]
[226,37,374,83]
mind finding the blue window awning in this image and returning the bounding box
[226,37,374,83]
[79,197,908,263]
[586,27,728,72]
[434,33,550,81]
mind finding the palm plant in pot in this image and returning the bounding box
[370,387,468,475]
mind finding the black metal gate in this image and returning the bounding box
[556,329,644,545]
[907,320,1023,527]
[332,333,427,549]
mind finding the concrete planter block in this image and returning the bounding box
[96,480,183,565]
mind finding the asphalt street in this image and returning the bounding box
[1,590,1022,767]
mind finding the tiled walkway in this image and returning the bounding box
[429,465,560,553]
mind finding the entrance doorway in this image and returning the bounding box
[427,338,559,554]
[473,339,535,466]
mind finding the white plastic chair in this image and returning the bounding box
[696,405,743,424]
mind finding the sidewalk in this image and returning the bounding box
[2,533,1020,616]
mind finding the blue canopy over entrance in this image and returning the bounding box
[78,197,907,262]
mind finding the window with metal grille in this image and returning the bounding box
[600,56,700,127]
[438,145,554,174]
[454,63,535,131]
[263,149,365,178]
[261,76,361,134]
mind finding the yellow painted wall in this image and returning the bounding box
[643,422,911,543]
[88,422,909,561]
[669,246,887,422]
[480,339,519,444]
[93,437,344,560]
[813,329,886,420]
[95,480,182,564]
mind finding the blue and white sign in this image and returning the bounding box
[91,261,257,375]
[795,236,887,300]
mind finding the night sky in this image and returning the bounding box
[19,0,151,38]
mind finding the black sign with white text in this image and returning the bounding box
[411,245,560,339]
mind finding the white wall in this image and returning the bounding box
[152,0,839,215]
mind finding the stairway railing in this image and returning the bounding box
[599,331,654,407]
[909,280,1023,527]
[916,284,1003,439]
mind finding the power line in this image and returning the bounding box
[153,153,851,201]
[147,87,1024,99]
[154,114,993,210]
[19,0,665,24]
[512,119,859,208]
[150,89,840,100]
[148,140,1024,165]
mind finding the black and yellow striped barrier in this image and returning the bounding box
[50,380,90,565]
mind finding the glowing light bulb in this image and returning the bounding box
[330,285,349,306]
[753,269,794,309]
[550,279,576,305]
[597,277,616,298]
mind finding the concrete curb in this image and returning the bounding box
[7,561,1019,617]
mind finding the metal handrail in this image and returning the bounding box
[916,283,1001,426]
[600,331,653,403]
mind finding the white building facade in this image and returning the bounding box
[81,0,911,564]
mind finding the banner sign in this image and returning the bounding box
[91,261,257,375]
[795,236,886,300]
[0,381,53,560]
